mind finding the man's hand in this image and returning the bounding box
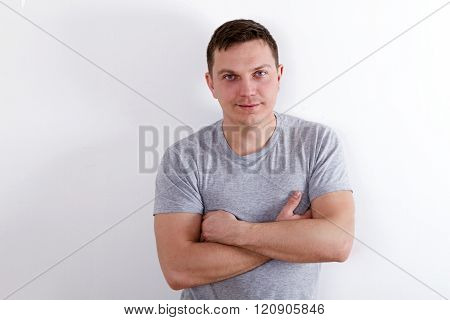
[201,210,242,245]
[276,191,312,221]
[201,191,311,244]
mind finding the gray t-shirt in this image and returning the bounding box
[153,111,353,299]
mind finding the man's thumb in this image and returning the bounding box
[282,191,302,213]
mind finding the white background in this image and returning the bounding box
[0,0,449,299]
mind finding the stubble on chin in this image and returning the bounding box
[226,105,274,127]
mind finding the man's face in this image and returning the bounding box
[205,39,283,127]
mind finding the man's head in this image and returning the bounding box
[205,19,283,127]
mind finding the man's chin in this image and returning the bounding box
[236,114,270,128]
[222,105,274,127]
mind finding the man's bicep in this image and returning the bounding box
[310,190,355,262]
[154,212,202,244]
[154,212,202,286]
[310,190,354,226]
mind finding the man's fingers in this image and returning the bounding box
[282,191,303,212]
[275,191,303,221]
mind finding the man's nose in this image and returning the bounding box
[238,77,257,97]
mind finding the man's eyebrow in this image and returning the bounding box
[216,64,272,75]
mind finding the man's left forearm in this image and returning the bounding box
[231,217,354,263]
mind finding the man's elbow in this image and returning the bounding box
[167,279,184,291]
[334,237,353,262]
[164,269,188,291]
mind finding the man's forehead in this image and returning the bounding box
[213,41,275,75]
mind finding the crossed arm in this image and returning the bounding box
[154,190,354,290]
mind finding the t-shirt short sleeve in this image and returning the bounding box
[308,127,353,201]
[153,147,204,216]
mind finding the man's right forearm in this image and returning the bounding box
[171,241,270,290]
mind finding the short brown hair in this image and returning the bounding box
[206,19,279,75]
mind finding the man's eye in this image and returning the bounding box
[254,70,268,77]
[223,74,236,80]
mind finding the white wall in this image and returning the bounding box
[1,0,449,299]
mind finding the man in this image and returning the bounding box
[153,19,354,299]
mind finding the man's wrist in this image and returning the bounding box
[233,220,253,247]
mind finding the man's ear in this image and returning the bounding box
[277,64,284,82]
[277,64,284,91]
[205,72,218,99]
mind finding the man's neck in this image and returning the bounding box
[222,113,277,156]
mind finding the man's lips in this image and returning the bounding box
[237,103,260,107]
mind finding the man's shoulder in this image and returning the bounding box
[278,112,335,140]
[164,119,221,157]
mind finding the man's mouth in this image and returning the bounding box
[237,103,260,108]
